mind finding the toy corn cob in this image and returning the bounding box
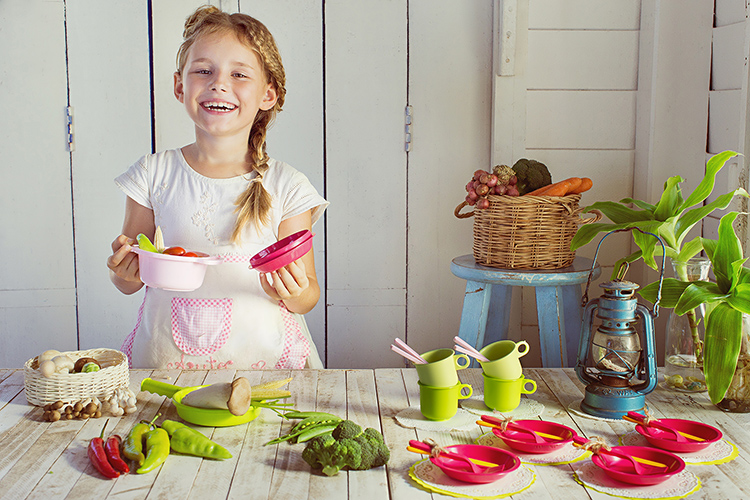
[153,226,165,253]
[181,377,293,416]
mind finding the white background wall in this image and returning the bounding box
[2,0,749,369]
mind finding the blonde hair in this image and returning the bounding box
[177,5,287,242]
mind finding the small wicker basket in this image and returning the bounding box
[455,194,601,270]
[24,348,130,407]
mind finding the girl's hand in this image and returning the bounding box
[258,259,310,300]
[107,234,144,294]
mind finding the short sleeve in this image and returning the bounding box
[114,155,152,209]
[282,169,329,226]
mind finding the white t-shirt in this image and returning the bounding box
[115,149,328,370]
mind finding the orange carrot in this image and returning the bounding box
[527,177,581,197]
[526,184,554,196]
[545,177,581,196]
[568,177,593,194]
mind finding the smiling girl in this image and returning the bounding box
[107,6,327,370]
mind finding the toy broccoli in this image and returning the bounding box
[301,420,390,476]
[512,158,552,195]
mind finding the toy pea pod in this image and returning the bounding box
[162,420,232,460]
[136,233,158,253]
[137,426,170,474]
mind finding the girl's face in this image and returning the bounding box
[174,31,277,141]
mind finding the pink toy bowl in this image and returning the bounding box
[491,420,577,454]
[634,419,722,453]
[590,446,685,486]
[429,444,520,484]
[249,230,313,273]
[133,247,222,292]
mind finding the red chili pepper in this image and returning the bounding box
[105,434,130,474]
[88,420,120,479]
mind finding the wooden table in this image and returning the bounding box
[0,368,748,499]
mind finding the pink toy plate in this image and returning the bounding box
[491,420,576,454]
[133,247,222,292]
[430,444,520,484]
[249,230,313,273]
[590,446,684,485]
[635,419,722,453]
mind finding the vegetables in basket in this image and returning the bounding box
[511,158,552,195]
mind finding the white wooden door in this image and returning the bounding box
[324,0,408,368]
[67,0,152,354]
[405,0,493,358]
[0,1,77,367]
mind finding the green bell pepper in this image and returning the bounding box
[123,414,160,466]
[162,420,232,460]
[137,427,170,474]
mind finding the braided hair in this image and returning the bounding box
[177,5,287,242]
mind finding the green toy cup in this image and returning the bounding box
[418,381,473,421]
[482,373,536,412]
[479,340,529,380]
[415,348,470,387]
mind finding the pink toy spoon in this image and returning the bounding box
[625,411,699,442]
[408,440,488,473]
[480,415,551,443]
[572,435,666,475]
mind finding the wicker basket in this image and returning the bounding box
[455,194,601,270]
[24,348,129,406]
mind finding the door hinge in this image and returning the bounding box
[405,105,413,152]
[66,106,75,152]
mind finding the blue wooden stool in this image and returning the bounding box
[450,255,601,367]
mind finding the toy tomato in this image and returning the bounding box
[163,246,186,256]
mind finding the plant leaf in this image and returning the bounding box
[571,221,635,251]
[680,150,740,210]
[610,251,643,280]
[704,302,743,404]
[675,237,704,263]
[674,282,727,315]
[674,189,749,244]
[727,283,750,314]
[653,176,684,221]
[730,258,750,290]
[656,218,679,250]
[639,278,691,307]
[738,266,750,285]
[713,212,742,293]
[632,221,669,269]
[621,198,657,212]
[702,238,717,262]
[582,201,656,224]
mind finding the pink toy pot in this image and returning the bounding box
[634,419,722,453]
[590,445,684,485]
[491,419,577,454]
[429,444,520,484]
[134,247,222,292]
[250,230,313,273]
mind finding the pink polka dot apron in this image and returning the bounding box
[122,256,311,370]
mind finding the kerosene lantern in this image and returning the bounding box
[575,229,665,419]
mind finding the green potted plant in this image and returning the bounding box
[639,212,750,411]
[570,150,749,401]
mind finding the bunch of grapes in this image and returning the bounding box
[464,165,519,209]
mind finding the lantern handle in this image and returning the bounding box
[581,228,666,317]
